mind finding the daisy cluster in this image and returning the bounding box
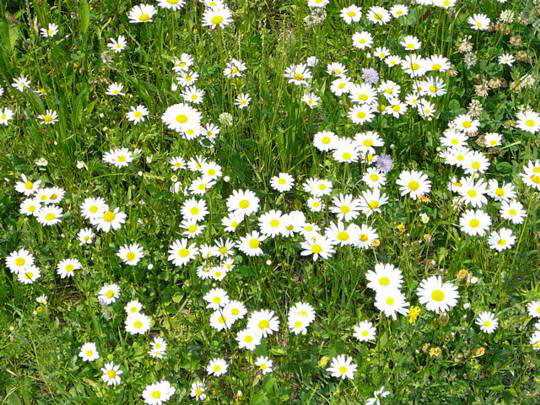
[2,0,539,403]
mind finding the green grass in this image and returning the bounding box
[1,0,539,403]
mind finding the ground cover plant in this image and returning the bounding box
[1,0,539,403]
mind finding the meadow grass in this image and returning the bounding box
[0,0,539,403]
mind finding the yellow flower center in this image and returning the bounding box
[239,199,250,209]
[126,252,136,261]
[337,231,349,241]
[379,277,390,286]
[408,180,420,191]
[15,258,26,266]
[103,211,115,222]
[178,248,189,257]
[249,239,260,249]
[107,370,117,378]
[469,219,480,228]
[311,244,322,254]
[176,114,188,123]
[45,213,56,221]
[431,290,445,302]
[139,14,151,22]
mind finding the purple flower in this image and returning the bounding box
[361,68,379,84]
[375,154,393,173]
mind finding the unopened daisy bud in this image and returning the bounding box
[223,176,230,182]
[370,239,380,248]
[266,260,272,265]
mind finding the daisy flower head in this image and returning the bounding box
[103,148,135,168]
[226,189,260,216]
[235,93,251,109]
[308,0,329,8]
[475,312,498,334]
[353,320,377,342]
[401,35,421,51]
[374,288,409,320]
[36,205,63,226]
[520,160,540,190]
[190,381,207,401]
[527,301,540,318]
[40,23,58,38]
[327,62,347,77]
[158,0,186,10]
[78,228,95,244]
[255,356,273,375]
[168,239,199,267]
[468,14,491,31]
[181,198,208,222]
[396,170,431,200]
[79,342,99,362]
[203,288,229,310]
[488,228,515,252]
[207,358,228,376]
[417,276,459,313]
[247,309,280,337]
[106,82,125,96]
[6,248,35,274]
[270,172,294,192]
[56,258,82,279]
[302,92,320,109]
[224,300,247,321]
[516,110,540,134]
[202,6,233,29]
[148,336,167,358]
[237,328,263,350]
[101,363,122,386]
[330,193,360,222]
[126,105,149,124]
[487,179,515,202]
[327,355,357,379]
[0,107,14,125]
[358,188,388,216]
[18,265,41,284]
[390,5,408,18]
[117,243,144,266]
[125,300,143,315]
[313,130,339,152]
[284,64,312,86]
[352,31,373,50]
[355,224,378,249]
[300,234,335,261]
[93,208,127,232]
[483,132,503,148]
[498,53,514,66]
[161,103,202,133]
[340,5,362,24]
[142,380,175,404]
[98,283,121,305]
[108,35,127,53]
[367,6,391,25]
[12,75,31,92]
[224,58,247,78]
[128,4,157,23]
[459,209,491,236]
[38,110,58,125]
[289,302,316,325]
[366,263,403,293]
[500,200,526,224]
[80,197,108,220]
[125,312,152,335]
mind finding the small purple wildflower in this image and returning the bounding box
[375,154,393,173]
[362,68,379,84]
